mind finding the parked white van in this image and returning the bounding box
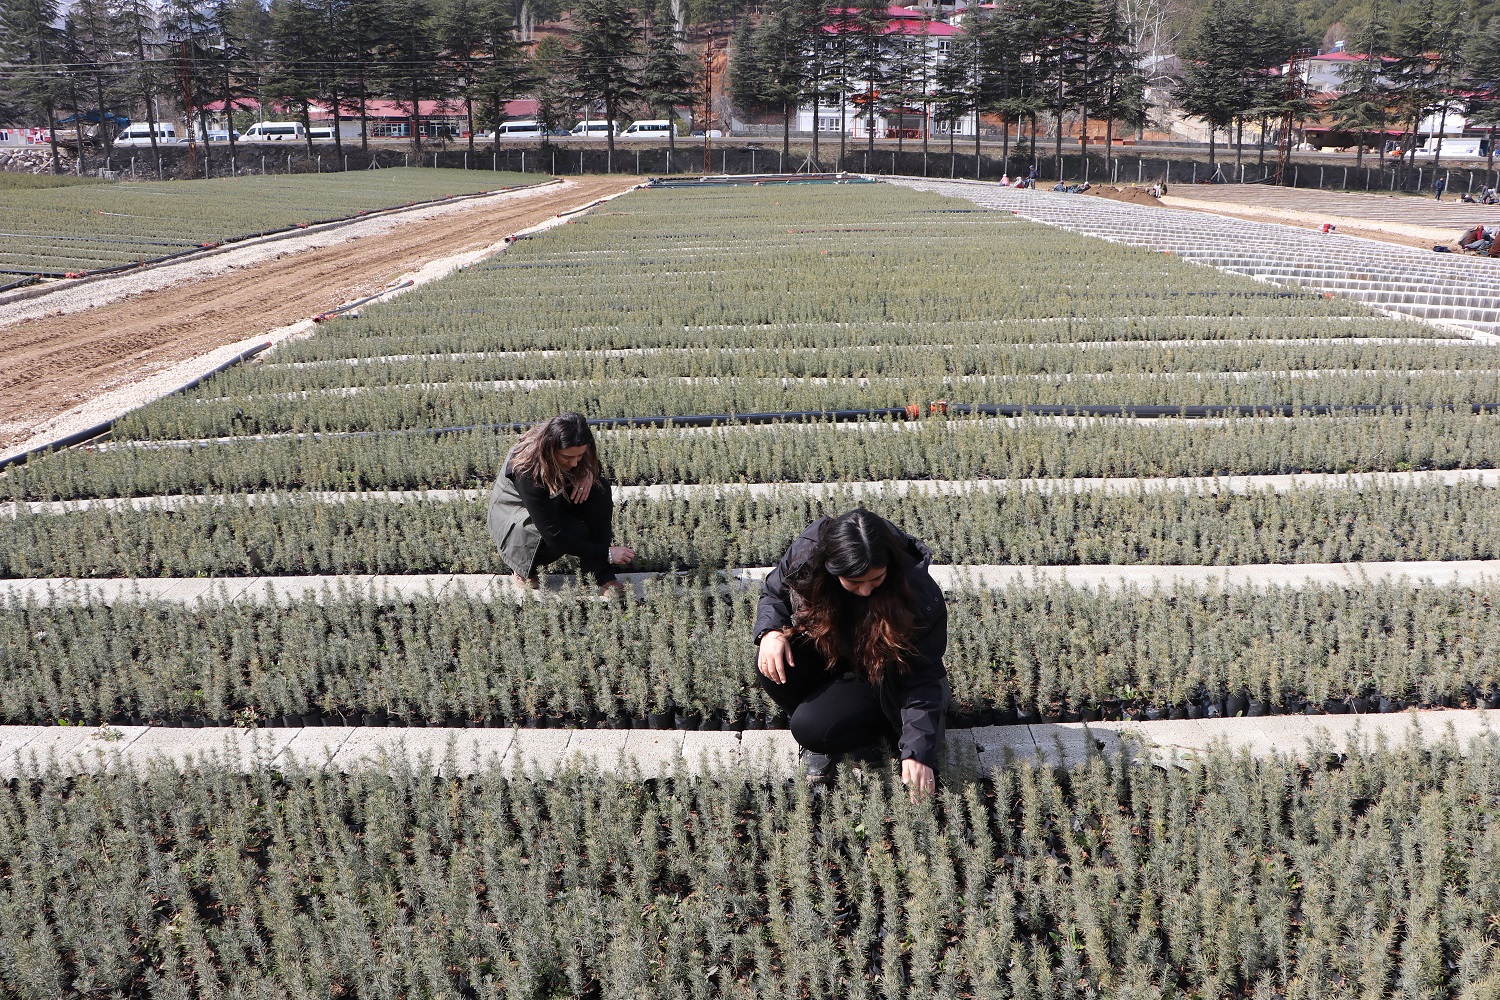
[308,125,336,141]
[620,120,677,139]
[116,123,179,146]
[489,120,546,139]
[1416,137,1489,157]
[570,120,617,138]
[243,121,305,141]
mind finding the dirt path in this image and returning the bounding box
[0,176,640,450]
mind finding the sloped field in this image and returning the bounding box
[4,181,1500,996]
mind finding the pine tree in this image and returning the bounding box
[1173,0,1260,168]
[1083,0,1146,173]
[62,0,123,165]
[640,0,696,155]
[563,0,640,161]
[0,0,69,170]
[848,0,888,155]
[749,0,812,163]
[1465,14,1500,176]
[109,0,166,157]
[268,0,324,152]
[376,0,445,149]
[1330,2,1392,172]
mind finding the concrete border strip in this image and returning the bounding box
[2,710,1494,777]
[7,560,1500,607]
[10,468,1500,518]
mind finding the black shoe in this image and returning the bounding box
[800,748,835,785]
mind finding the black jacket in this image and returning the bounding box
[753,515,949,768]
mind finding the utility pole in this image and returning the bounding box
[702,41,715,175]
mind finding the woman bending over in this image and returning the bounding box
[754,509,949,799]
[487,412,635,595]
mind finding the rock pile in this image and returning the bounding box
[0,146,74,174]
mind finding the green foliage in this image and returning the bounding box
[15,408,1500,500]
[12,481,1500,578]
[0,168,531,273]
[4,579,1500,723]
[0,173,103,189]
[6,741,1500,995]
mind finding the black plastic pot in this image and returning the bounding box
[700,712,724,731]
[675,712,703,731]
[648,710,675,731]
[1324,698,1349,715]
[1246,699,1267,718]
[1226,693,1248,718]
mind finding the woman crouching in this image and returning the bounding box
[487,412,635,596]
[754,509,949,799]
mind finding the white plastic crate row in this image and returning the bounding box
[888,178,1500,338]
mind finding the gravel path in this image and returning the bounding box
[0,177,641,456]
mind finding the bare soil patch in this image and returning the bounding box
[1084,185,1163,207]
[0,176,639,449]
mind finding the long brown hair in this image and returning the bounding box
[787,509,915,684]
[508,412,601,497]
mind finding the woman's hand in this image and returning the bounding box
[568,473,594,504]
[901,759,935,802]
[756,629,794,685]
[607,545,635,566]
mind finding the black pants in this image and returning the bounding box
[757,635,895,755]
[528,481,617,584]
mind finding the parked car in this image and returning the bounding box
[196,129,240,143]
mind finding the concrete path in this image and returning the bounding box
[8,468,1500,518]
[8,560,1500,607]
[887,177,1500,339]
[5,709,1494,777]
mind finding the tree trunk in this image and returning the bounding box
[605,93,616,165]
[782,98,790,166]
[411,78,422,151]
[467,97,475,155]
[198,106,213,173]
[95,72,112,161]
[359,78,369,152]
[45,100,60,175]
[303,101,314,157]
[1104,110,1114,174]
[810,90,818,164]
[1208,126,1216,167]
[223,71,237,163]
[1257,114,1267,167]
[333,90,344,158]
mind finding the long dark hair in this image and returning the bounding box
[509,412,600,496]
[787,509,915,684]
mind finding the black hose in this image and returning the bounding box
[313,281,415,323]
[0,341,275,472]
[0,274,40,293]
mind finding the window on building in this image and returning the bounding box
[817,117,842,132]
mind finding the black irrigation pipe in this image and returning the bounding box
[0,232,201,247]
[0,274,40,294]
[0,341,275,473]
[312,280,415,323]
[102,400,1500,452]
